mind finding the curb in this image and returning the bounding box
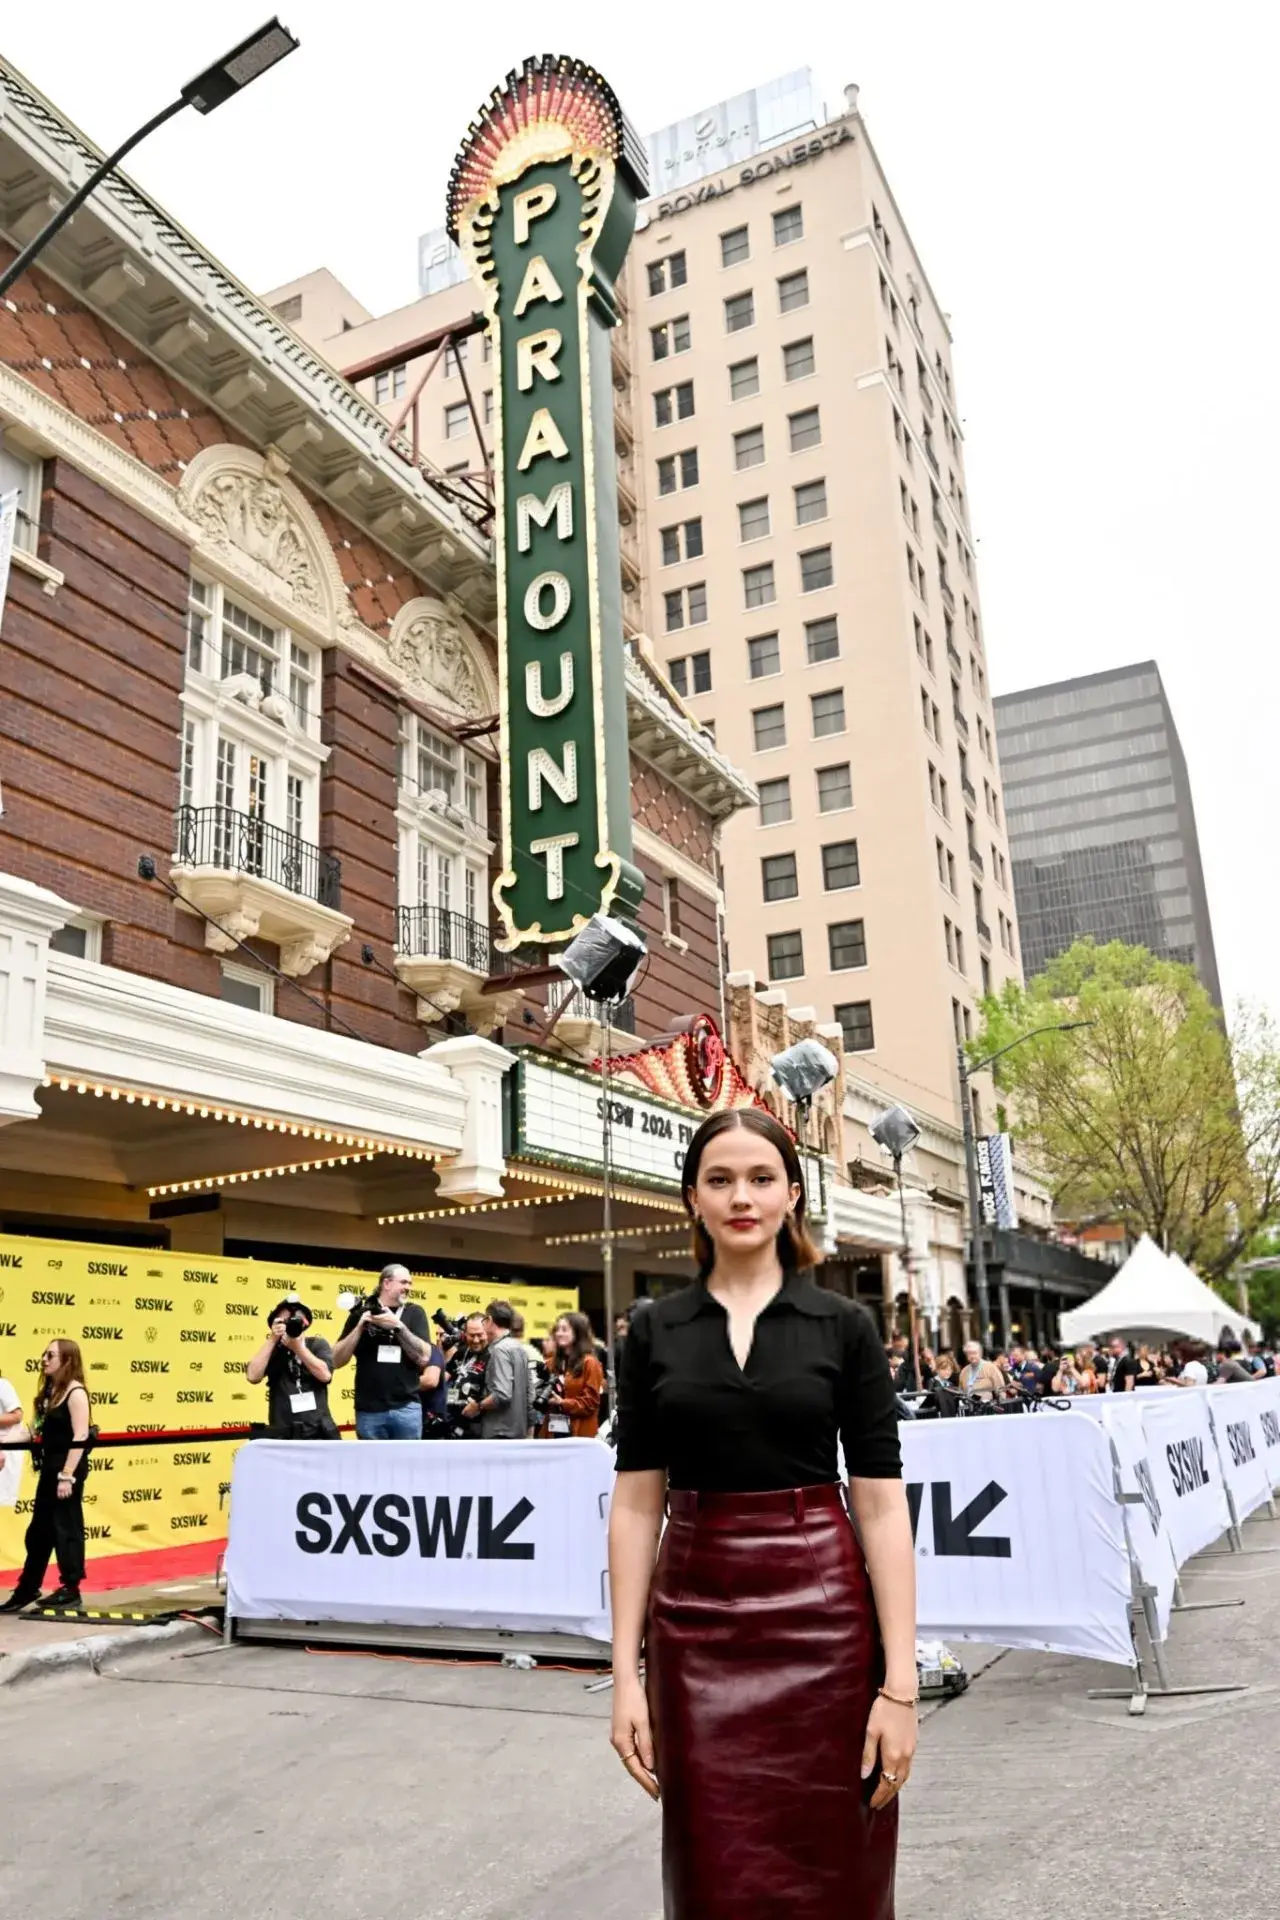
[0,1616,213,1689]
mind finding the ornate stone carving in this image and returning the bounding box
[178,446,348,636]
[386,598,494,716]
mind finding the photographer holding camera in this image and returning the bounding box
[333,1263,433,1439]
[245,1297,339,1439]
[440,1312,490,1435]
[461,1300,530,1439]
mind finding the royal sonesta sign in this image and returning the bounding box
[448,56,648,947]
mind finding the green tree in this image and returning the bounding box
[972,940,1280,1277]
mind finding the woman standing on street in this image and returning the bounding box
[608,1108,916,1920]
[0,1337,92,1612]
[536,1312,604,1439]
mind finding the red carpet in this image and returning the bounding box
[0,1536,225,1594]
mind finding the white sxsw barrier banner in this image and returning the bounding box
[1258,1376,1280,1488]
[1203,1382,1275,1522]
[1135,1390,1232,1567]
[899,1414,1133,1666]
[226,1439,613,1641]
[1059,1395,1177,1637]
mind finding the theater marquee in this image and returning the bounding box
[448,55,648,947]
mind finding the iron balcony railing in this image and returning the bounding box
[174,805,341,909]
[396,905,491,974]
[555,983,638,1036]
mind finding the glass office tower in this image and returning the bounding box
[993,662,1221,1003]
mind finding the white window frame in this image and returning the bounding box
[397,713,493,928]
[48,913,105,963]
[180,575,327,847]
[220,959,275,1016]
[0,438,41,554]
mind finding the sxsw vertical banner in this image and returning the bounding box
[976,1133,1018,1229]
[0,1234,577,1576]
[448,55,648,946]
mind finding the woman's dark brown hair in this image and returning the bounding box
[34,1337,88,1428]
[681,1107,822,1280]
[554,1310,597,1374]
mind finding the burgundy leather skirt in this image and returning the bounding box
[646,1484,897,1920]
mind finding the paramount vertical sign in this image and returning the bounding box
[448,55,648,946]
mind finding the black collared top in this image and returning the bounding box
[614,1273,901,1491]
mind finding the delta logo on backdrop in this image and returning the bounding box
[0,1234,577,1576]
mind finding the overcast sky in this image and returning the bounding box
[4,2,1276,1015]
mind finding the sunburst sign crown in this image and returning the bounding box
[447,53,649,239]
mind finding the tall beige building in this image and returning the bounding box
[265,81,1043,1335]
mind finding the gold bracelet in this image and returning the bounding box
[878,1685,919,1708]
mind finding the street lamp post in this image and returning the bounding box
[958,1020,1093,1350]
[0,20,300,303]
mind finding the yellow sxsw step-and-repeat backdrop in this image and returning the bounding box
[0,1234,578,1576]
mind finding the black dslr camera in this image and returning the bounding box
[284,1312,308,1340]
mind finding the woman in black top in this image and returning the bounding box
[609,1108,916,1920]
[0,1337,92,1612]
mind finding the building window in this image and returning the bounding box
[805,616,840,664]
[668,650,712,696]
[182,577,321,849]
[980,954,992,996]
[483,390,494,425]
[220,961,274,1015]
[835,1000,875,1052]
[783,337,816,382]
[811,688,846,737]
[374,364,407,404]
[647,250,687,294]
[734,425,765,469]
[443,339,469,377]
[444,401,469,438]
[778,268,809,312]
[817,762,853,812]
[794,478,827,525]
[660,517,704,564]
[273,293,303,323]
[822,840,860,891]
[828,918,867,971]
[800,545,834,592]
[748,632,781,679]
[721,225,750,266]
[752,703,786,752]
[768,930,804,981]
[654,382,696,426]
[773,204,804,247]
[398,716,490,932]
[663,584,708,632]
[738,496,771,542]
[0,440,41,552]
[724,290,755,332]
[657,447,699,493]
[789,407,821,452]
[762,852,799,901]
[758,776,792,825]
[729,357,761,401]
[743,562,776,608]
[49,915,104,963]
[651,315,692,359]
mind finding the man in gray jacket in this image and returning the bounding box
[462,1300,531,1439]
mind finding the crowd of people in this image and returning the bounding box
[885,1329,1277,1412]
[246,1265,614,1444]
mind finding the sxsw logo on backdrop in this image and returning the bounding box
[174,1451,212,1465]
[88,1261,128,1277]
[177,1390,214,1404]
[1166,1438,1211,1496]
[180,1330,216,1344]
[0,1321,16,1337]
[296,1492,536,1561]
[0,1252,23,1268]
[132,1360,169,1374]
[1226,1421,1257,1469]
[183,1269,218,1285]
[135,1297,173,1312]
[33,1290,74,1306]
[81,1326,124,1341]
[172,1514,208,1530]
[906,1480,1012,1558]
[1261,1412,1280,1450]
[226,1303,257,1317]
[94,1393,120,1408]
[122,1487,163,1505]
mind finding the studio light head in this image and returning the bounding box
[771,1038,838,1109]
[870,1104,921,1162]
[556,913,647,1006]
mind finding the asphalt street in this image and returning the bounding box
[2,1513,1278,1919]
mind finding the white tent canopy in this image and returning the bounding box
[1059,1234,1261,1348]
